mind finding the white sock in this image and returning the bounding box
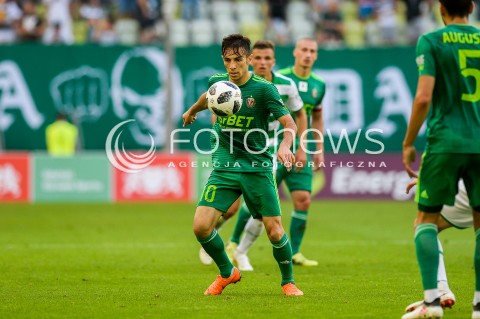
[237,218,263,255]
[424,289,440,303]
[437,239,449,290]
[474,291,480,305]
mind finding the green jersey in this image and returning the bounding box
[278,67,326,117]
[416,24,480,153]
[267,71,304,153]
[208,73,289,172]
[278,67,326,152]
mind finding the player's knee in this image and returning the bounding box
[294,193,311,211]
[193,223,211,239]
[267,230,283,242]
[265,223,284,242]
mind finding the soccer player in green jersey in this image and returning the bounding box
[182,34,304,296]
[275,38,326,266]
[218,40,308,271]
[226,38,326,268]
[401,1,480,318]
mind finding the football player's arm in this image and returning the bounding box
[406,178,418,194]
[402,75,434,177]
[311,108,324,171]
[182,92,208,127]
[293,108,307,171]
[277,114,297,171]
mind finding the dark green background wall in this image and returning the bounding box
[0,44,424,152]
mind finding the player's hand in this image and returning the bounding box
[311,152,324,171]
[294,148,307,172]
[402,145,418,178]
[182,110,197,127]
[277,143,295,172]
[406,178,418,194]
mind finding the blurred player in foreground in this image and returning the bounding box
[404,179,471,314]
[401,0,480,318]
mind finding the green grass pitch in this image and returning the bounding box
[0,201,474,319]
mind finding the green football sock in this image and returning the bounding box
[290,210,308,255]
[414,223,439,290]
[230,205,251,244]
[475,229,480,291]
[271,233,294,286]
[197,229,233,278]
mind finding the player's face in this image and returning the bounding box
[294,39,318,69]
[222,48,251,84]
[250,48,275,79]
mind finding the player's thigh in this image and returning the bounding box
[416,153,460,209]
[240,172,282,219]
[462,154,480,210]
[198,170,242,214]
[284,165,313,193]
[224,196,242,220]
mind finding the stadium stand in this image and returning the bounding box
[1,0,473,47]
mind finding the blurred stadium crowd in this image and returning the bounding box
[1,0,480,48]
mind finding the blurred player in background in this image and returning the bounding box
[183,34,304,296]
[225,37,326,269]
[401,1,480,318]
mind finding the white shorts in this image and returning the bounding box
[441,181,472,229]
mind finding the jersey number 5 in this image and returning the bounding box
[459,49,480,102]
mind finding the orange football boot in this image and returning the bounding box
[282,283,304,296]
[204,267,242,295]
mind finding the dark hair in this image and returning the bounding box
[253,40,275,51]
[222,34,251,57]
[440,0,472,17]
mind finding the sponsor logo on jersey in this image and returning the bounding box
[312,88,318,98]
[298,81,308,92]
[246,97,256,108]
[416,55,424,66]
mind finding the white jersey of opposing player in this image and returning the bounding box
[441,180,472,228]
[268,72,303,171]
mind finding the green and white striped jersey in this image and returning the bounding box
[267,71,304,153]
